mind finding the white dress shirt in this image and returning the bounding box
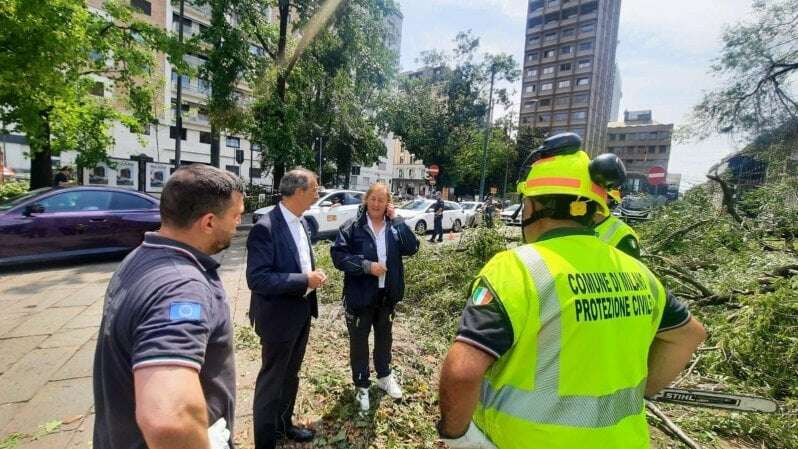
[279,202,314,294]
[367,215,388,288]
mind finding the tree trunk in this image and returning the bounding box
[29,114,53,190]
[270,0,291,190]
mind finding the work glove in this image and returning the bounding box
[440,421,498,449]
[208,418,231,449]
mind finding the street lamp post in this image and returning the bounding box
[478,64,496,201]
[174,0,185,168]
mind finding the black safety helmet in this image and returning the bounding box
[589,153,627,189]
[515,133,583,186]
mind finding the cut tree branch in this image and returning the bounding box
[646,402,702,449]
[706,174,743,224]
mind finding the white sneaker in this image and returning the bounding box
[355,387,370,412]
[376,373,403,399]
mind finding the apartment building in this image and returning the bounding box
[607,110,674,194]
[519,0,622,156]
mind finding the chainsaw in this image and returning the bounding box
[649,388,778,413]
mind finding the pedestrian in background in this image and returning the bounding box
[93,164,244,449]
[483,195,496,228]
[246,168,325,449]
[331,182,419,412]
[53,166,75,187]
[429,191,445,243]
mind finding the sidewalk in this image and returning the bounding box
[0,233,253,448]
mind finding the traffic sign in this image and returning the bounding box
[648,166,667,186]
[428,164,440,177]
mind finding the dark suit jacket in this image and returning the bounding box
[246,205,319,343]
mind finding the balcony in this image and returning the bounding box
[174,0,212,17]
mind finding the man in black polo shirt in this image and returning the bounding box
[93,164,245,449]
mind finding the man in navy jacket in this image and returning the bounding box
[246,168,326,449]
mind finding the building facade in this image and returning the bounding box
[607,110,674,194]
[392,145,428,199]
[519,0,622,156]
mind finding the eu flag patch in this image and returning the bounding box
[169,302,203,321]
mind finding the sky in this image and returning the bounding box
[396,0,756,191]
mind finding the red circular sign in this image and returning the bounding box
[648,166,667,186]
[428,165,440,176]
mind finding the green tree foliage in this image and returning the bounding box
[0,0,178,188]
[688,0,798,138]
[381,31,519,189]
[208,0,398,187]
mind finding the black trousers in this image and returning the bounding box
[253,318,311,449]
[345,290,395,388]
[430,215,444,241]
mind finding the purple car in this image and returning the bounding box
[0,186,160,266]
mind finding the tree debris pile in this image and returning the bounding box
[639,181,798,448]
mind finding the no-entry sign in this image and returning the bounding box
[648,166,667,186]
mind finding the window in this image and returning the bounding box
[555,96,570,106]
[659,146,668,153]
[131,0,151,15]
[170,126,187,141]
[578,59,592,70]
[648,146,656,153]
[344,193,363,205]
[362,176,371,185]
[90,82,105,97]
[578,40,594,51]
[225,165,240,176]
[110,193,154,210]
[171,71,189,87]
[541,82,553,91]
[530,1,544,11]
[560,62,572,72]
[226,136,240,148]
[544,32,558,42]
[525,84,537,94]
[539,98,552,106]
[398,169,404,178]
[39,191,112,212]
[576,77,590,86]
[351,166,361,175]
[561,6,578,20]
[580,1,598,15]
[200,131,212,144]
[378,162,387,171]
[527,52,539,63]
[526,68,538,77]
[543,49,556,59]
[557,80,571,88]
[538,113,551,122]
[525,100,537,109]
[561,27,575,38]
[618,134,626,141]
[444,202,460,211]
[580,21,596,33]
[544,12,559,25]
[553,112,568,122]
[609,134,617,141]
[572,93,588,104]
[528,35,541,46]
[560,45,573,55]
[250,168,262,178]
[543,66,555,75]
[572,110,587,120]
[528,16,543,28]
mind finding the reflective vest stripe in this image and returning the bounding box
[598,219,625,244]
[478,245,646,428]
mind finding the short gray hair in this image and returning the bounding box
[279,168,317,197]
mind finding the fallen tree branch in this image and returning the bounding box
[649,219,715,254]
[707,174,744,224]
[658,268,716,298]
[646,401,702,449]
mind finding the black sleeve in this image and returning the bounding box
[455,277,514,358]
[616,235,641,259]
[658,290,691,332]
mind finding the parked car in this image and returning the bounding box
[616,195,654,222]
[0,186,160,266]
[394,199,466,235]
[252,189,365,241]
[460,201,484,227]
[500,203,523,226]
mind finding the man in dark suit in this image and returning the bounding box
[246,168,327,449]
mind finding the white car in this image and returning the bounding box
[395,199,467,235]
[252,189,365,241]
[460,201,484,227]
[500,204,523,226]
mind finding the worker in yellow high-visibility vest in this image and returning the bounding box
[436,133,706,449]
[594,187,642,258]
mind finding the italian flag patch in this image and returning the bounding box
[471,286,494,306]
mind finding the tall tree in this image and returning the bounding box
[0,0,177,189]
[688,0,798,138]
[381,31,519,188]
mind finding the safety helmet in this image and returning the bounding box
[516,133,610,217]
